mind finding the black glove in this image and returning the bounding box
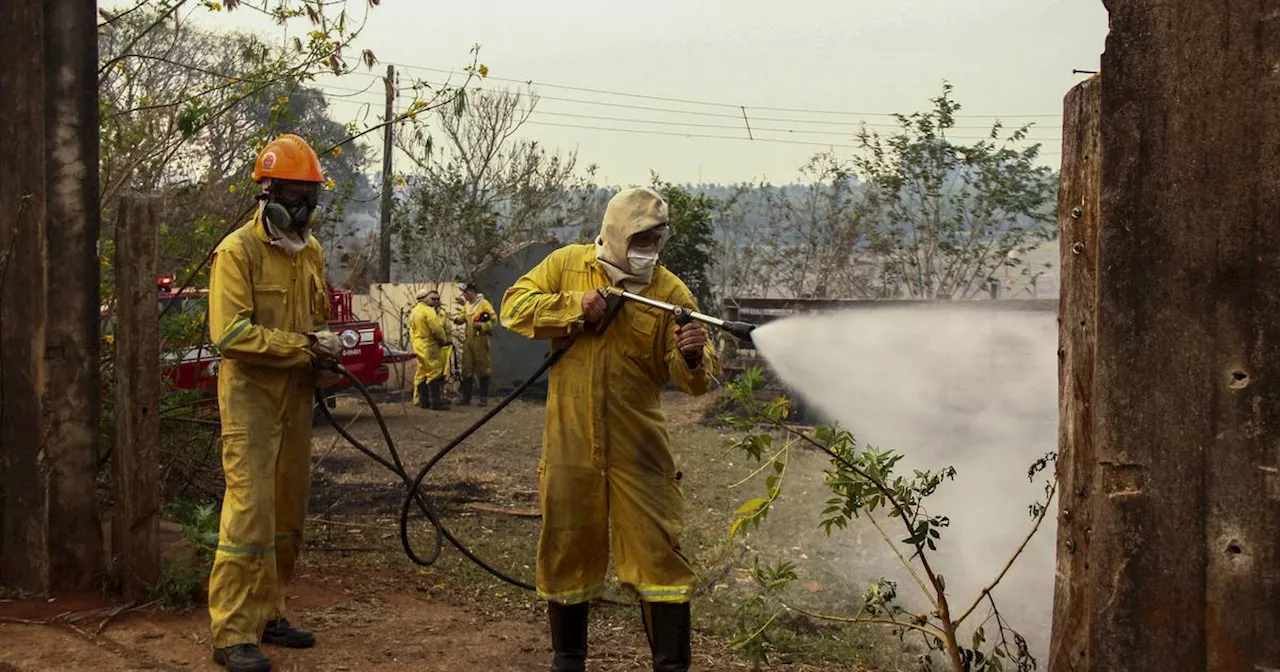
[475,312,492,323]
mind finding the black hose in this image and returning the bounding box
[314,377,445,565]
[315,338,575,593]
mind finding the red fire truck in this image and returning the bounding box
[152,275,414,393]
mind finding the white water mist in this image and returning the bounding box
[750,306,1057,660]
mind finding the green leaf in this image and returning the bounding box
[735,498,768,516]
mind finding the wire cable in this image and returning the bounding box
[383,61,1064,120]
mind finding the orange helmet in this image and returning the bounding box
[252,134,325,184]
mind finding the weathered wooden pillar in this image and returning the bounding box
[43,0,105,593]
[0,0,52,593]
[113,195,161,598]
[0,0,103,594]
[1051,1,1280,669]
[1050,76,1101,670]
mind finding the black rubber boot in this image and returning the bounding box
[262,618,316,649]
[548,601,589,672]
[416,381,430,409]
[641,602,692,672]
[477,376,491,407]
[212,644,272,672]
[430,379,452,410]
[459,378,473,406]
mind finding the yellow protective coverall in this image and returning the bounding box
[460,296,497,379]
[207,217,329,648]
[409,302,448,405]
[501,245,720,605]
[437,305,454,380]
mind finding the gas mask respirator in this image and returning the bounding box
[262,182,321,232]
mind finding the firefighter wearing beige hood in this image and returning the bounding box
[502,186,719,672]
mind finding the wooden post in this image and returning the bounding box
[1052,1,1280,668]
[0,0,51,593]
[378,64,395,283]
[1049,76,1100,670]
[113,194,161,598]
[43,0,105,591]
[0,0,103,594]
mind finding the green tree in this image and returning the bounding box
[854,82,1058,300]
[652,178,717,310]
[395,88,578,282]
[98,0,479,290]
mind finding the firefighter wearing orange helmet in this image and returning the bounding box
[207,134,340,672]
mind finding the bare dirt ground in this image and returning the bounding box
[0,390,914,671]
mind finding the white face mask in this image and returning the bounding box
[627,249,659,277]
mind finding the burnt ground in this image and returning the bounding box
[0,392,921,671]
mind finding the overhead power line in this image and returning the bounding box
[382,62,1064,120]
[527,109,1061,142]
[524,120,858,148]
[390,77,1062,134]
[334,65,1064,131]
[303,83,1063,161]
[523,119,1063,156]
[312,82,1063,145]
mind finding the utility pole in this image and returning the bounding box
[1051,2,1280,669]
[0,0,103,593]
[378,64,395,284]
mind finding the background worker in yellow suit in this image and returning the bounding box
[207,134,344,672]
[455,282,497,406]
[435,294,454,386]
[410,288,451,410]
[444,294,468,400]
[501,186,719,672]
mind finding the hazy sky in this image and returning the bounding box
[197,0,1108,186]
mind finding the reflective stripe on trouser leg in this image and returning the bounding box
[608,465,696,604]
[272,384,313,620]
[209,426,282,648]
[536,463,609,605]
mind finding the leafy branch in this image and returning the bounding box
[720,366,1053,671]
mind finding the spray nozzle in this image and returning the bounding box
[721,320,757,345]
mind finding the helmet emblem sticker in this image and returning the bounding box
[262,151,277,170]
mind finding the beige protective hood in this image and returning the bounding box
[594,187,669,291]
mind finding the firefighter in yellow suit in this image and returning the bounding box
[456,283,497,406]
[206,134,343,672]
[501,186,719,672]
[409,288,451,410]
[436,299,454,383]
[443,294,468,400]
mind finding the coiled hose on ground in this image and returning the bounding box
[313,338,575,595]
